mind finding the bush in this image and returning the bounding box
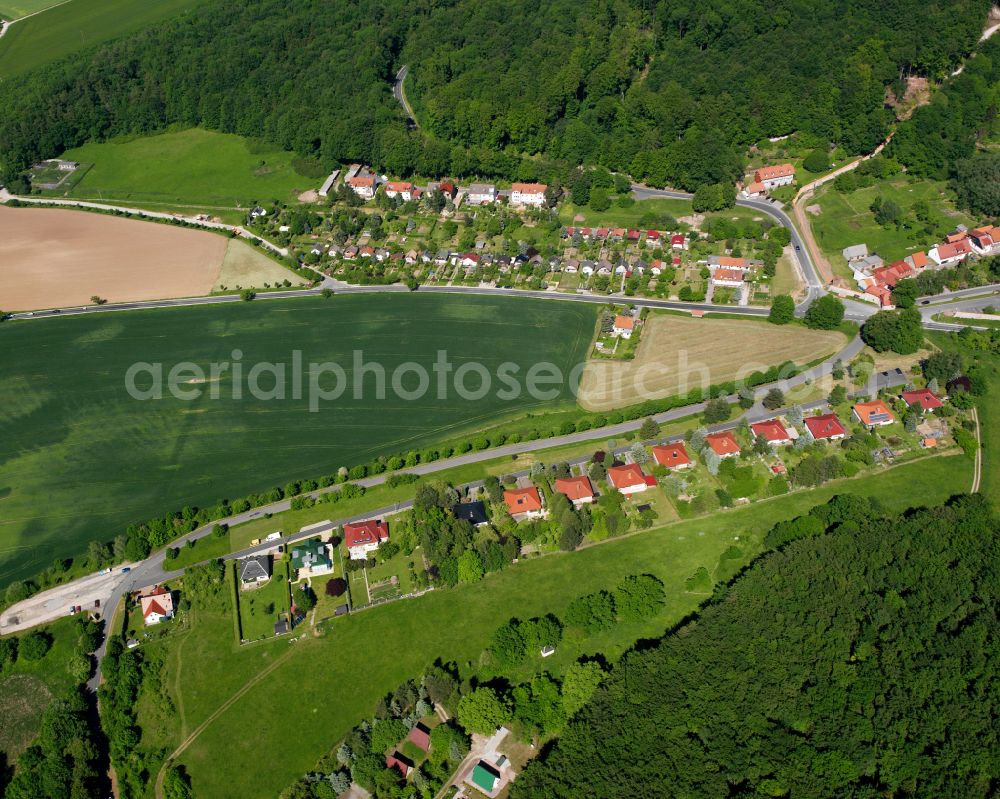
[325,577,348,597]
[19,630,52,661]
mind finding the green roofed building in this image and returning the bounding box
[290,539,332,576]
[471,762,501,794]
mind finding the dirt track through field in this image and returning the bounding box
[0,205,226,311]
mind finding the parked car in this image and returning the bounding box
[121,567,131,573]
[94,599,101,608]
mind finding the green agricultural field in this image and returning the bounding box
[0,0,64,19]
[0,0,213,76]
[154,454,970,799]
[0,294,595,585]
[809,175,976,281]
[56,128,312,212]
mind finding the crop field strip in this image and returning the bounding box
[0,0,215,77]
[0,294,596,584]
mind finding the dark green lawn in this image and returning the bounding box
[0,294,595,584]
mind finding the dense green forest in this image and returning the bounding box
[512,493,1000,798]
[0,0,991,191]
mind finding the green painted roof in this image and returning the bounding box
[291,539,331,570]
[472,762,499,792]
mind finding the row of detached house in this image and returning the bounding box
[563,227,689,249]
[339,164,549,207]
[845,223,1000,307]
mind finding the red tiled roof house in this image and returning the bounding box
[853,399,895,429]
[901,388,943,413]
[750,419,793,446]
[504,486,546,519]
[607,463,655,495]
[804,413,847,441]
[704,431,741,458]
[652,442,692,470]
[344,519,389,560]
[554,476,596,506]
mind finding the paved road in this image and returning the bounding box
[5,278,778,322]
[393,65,418,128]
[0,188,287,257]
[629,184,825,310]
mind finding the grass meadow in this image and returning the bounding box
[0,0,213,76]
[151,454,971,799]
[58,129,312,212]
[0,0,62,18]
[0,615,82,765]
[0,294,595,585]
[809,175,975,280]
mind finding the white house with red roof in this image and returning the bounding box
[900,388,943,413]
[348,174,378,200]
[750,419,793,446]
[384,181,415,201]
[969,225,1000,255]
[803,413,847,441]
[607,464,654,495]
[504,486,546,519]
[554,476,596,506]
[704,431,741,458]
[613,314,635,338]
[344,519,390,560]
[928,239,973,267]
[140,586,174,626]
[652,442,692,470]
[853,399,895,429]
[742,181,766,198]
[754,163,795,189]
[671,234,687,250]
[510,182,547,207]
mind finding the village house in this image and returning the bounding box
[386,752,413,778]
[842,244,868,262]
[554,475,596,506]
[803,413,847,441]
[969,225,1000,255]
[140,586,174,626]
[384,181,416,201]
[751,419,794,447]
[466,183,498,204]
[607,463,654,495]
[239,554,271,589]
[510,182,547,206]
[928,239,973,267]
[613,314,635,338]
[901,388,944,413]
[708,255,750,287]
[290,539,333,576]
[754,163,795,189]
[853,399,895,429]
[704,431,741,458]
[671,233,688,250]
[344,519,390,560]
[348,174,378,200]
[741,181,766,198]
[652,442,692,470]
[454,500,489,526]
[504,486,546,519]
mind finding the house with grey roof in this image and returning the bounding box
[239,555,271,589]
